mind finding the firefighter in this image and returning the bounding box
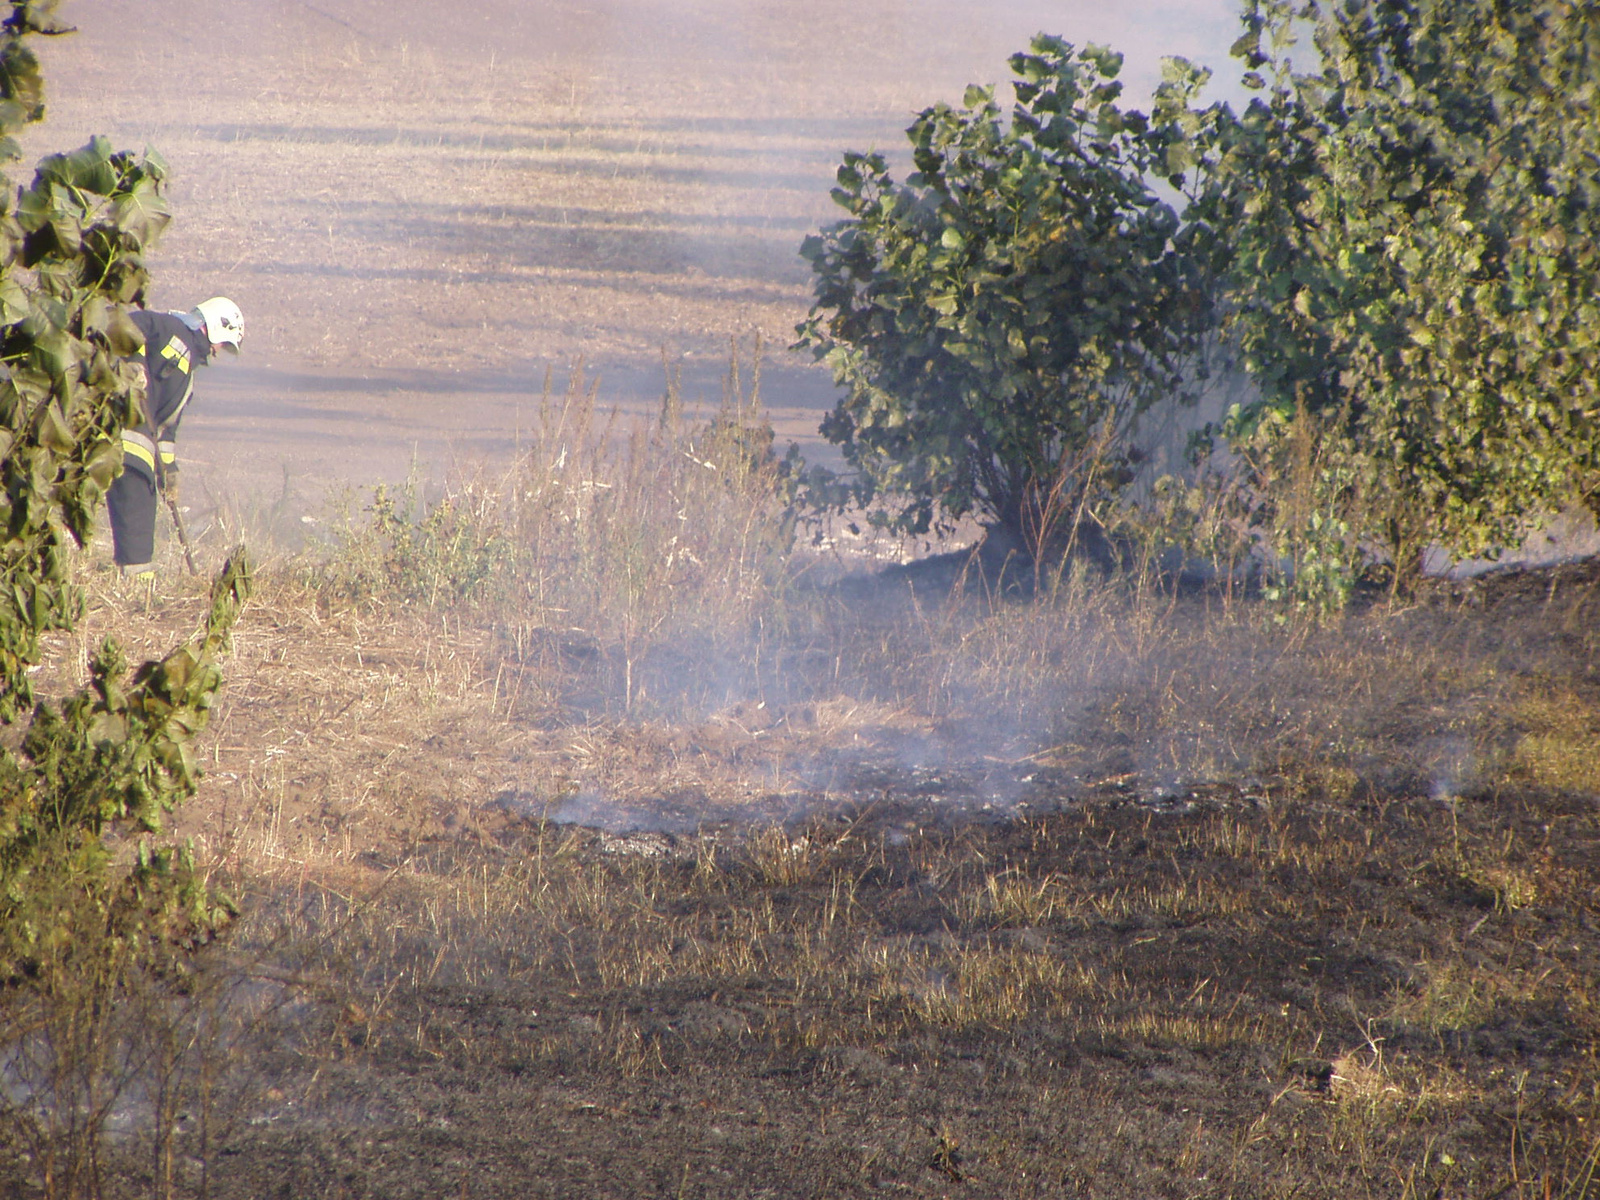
[107,297,244,575]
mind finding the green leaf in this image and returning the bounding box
[105,307,144,355]
[37,397,72,451]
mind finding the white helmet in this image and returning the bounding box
[191,296,244,354]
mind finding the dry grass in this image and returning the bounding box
[8,413,1600,1195]
[152,777,1591,1198]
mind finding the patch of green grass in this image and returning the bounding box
[1508,686,1600,795]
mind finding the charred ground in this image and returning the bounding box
[9,537,1597,1198]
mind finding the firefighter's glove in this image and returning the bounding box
[162,471,180,506]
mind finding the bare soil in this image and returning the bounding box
[27,0,1242,503]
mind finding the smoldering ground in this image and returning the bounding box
[12,537,1600,1198]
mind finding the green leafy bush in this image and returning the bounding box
[0,6,253,1187]
[796,36,1217,552]
[1204,0,1600,591]
[0,6,172,721]
[1,562,250,979]
[799,4,1600,606]
[0,0,247,1010]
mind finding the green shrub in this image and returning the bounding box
[1202,0,1600,594]
[798,3,1600,606]
[795,36,1217,552]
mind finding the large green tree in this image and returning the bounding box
[796,36,1217,551]
[1208,0,1600,583]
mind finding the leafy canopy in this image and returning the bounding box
[1208,0,1600,576]
[796,36,1216,544]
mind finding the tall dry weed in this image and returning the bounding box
[322,353,797,716]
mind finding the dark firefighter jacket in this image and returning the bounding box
[121,309,212,485]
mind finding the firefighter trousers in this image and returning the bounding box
[108,464,158,570]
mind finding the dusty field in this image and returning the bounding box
[27,0,1241,507]
[12,538,1600,1199]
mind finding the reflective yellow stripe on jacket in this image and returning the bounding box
[121,429,158,472]
[160,334,192,375]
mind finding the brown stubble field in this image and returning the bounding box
[28,0,1239,509]
[33,0,850,507]
[5,2,1599,1198]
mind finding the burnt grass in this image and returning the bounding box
[7,559,1600,1199]
[209,800,1587,1200]
[212,794,1598,1200]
